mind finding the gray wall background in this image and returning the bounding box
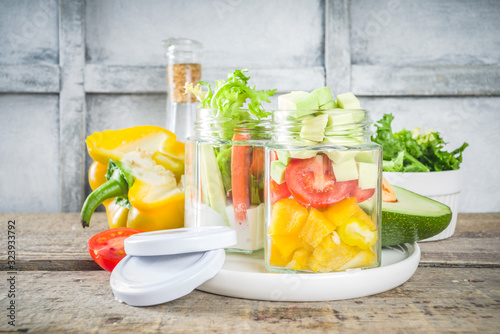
[1,0,499,213]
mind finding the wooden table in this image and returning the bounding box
[1,212,499,333]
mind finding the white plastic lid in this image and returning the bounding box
[110,249,225,306]
[110,226,236,306]
[124,226,237,256]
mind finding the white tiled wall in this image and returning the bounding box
[0,94,61,212]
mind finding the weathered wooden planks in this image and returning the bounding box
[325,0,351,94]
[1,212,498,271]
[0,64,60,93]
[84,65,326,94]
[59,0,86,212]
[0,268,498,333]
[419,213,500,267]
[351,65,500,96]
[0,212,499,332]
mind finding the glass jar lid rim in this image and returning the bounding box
[162,37,203,54]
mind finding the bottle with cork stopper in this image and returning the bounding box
[163,38,203,141]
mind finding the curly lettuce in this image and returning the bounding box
[372,113,468,172]
[185,69,276,121]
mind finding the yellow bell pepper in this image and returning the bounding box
[81,126,185,231]
[88,161,130,229]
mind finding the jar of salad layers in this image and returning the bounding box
[184,70,276,253]
[265,89,382,273]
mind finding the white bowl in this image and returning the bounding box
[383,170,462,241]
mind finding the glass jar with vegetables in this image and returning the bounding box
[184,70,276,253]
[265,89,382,273]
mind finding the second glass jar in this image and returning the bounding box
[265,108,382,273]
[185,108,270,253]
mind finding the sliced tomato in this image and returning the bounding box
[270,179,292,203]
[88,227,143,272]
[350,180,376,203]
[285,154,356,209]
[270,151,278,161]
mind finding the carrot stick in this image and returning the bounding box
[250,147,265,180]
[231,133,252,224]
[249,147,265,204]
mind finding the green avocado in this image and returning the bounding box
[380,186,452,246]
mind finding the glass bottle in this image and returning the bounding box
[265,108,382,273]
[163,38,203,141]
[184,108,271,253]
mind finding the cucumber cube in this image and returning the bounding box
[311,87,333,106]
[271,161,287,184]
[325,150,358,164]
[332,159,358,182]
[357,162,378,189]
[320,100,337,110]
[289,150,318,159]
[300,114,329,142]
[277,150,291,165]
[337,92,361,109]
[355,151,375,163]
[278,91,319,113]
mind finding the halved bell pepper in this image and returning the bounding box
[88,161,130,229]
[81,126,185,231]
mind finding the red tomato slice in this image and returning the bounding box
[350,180,376,203]
[88,227,143,272]
[270,179,292,204]
[285,154,356,209]
[270,151,278,161]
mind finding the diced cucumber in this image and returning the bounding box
[320,100,337,110]
[278,91,319,109]
[311,87,333,106]
[271,161,287,184]
[332,158,359,181]
[200,144,229,225]
[300,114,329,142]
[289,150,318,159]
[355,151,375,163]
[325,150,358,164]
[337,92,361,109]
[322,136,363,146]
[357,162,378,189]
[278,91,319,118]
[327,112,354,127]
[276,150,291,165]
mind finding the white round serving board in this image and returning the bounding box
[198,243,420,302]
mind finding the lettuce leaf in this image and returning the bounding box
[372,113,468,172]
[186,69,276,121]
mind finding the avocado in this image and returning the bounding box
[322,136,363,146]
[276,150,291,165]
[289,150,318,159]
[355,151,375,163]
[270,161,287,184]
[278,91,319,118]
[381,186,452,247]
[327,112,354,128]
[325,150,358,164]
[320,100,337,110]
[300,114,329,142]
[311,87,333,106]
[331,158,358,181]
[357,162,378,189]
[336,92,361,109]
[350,109,365,122]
